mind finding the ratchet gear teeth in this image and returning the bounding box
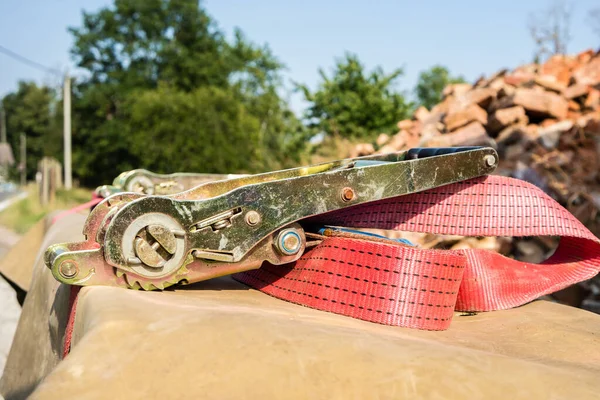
[139,281,154,291]
[118,263,191,291]
[124,273,141,290]
[128,281,142,291]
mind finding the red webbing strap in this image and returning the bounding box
[63,286,82,358]
[234,175,600,330]
[52,193,98,358]
[51,195,103,225]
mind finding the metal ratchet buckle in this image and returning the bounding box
[45,146,498,291]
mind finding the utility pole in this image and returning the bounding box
[20,133,26,186]
[63,73,72,189]
[0,100,6,143]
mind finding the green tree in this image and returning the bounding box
[126,85,262,173]
[69,0,231,91]
[296,53,412,140]
[414,65,466,110]
[2,82,62,180]
[69,0,307,186]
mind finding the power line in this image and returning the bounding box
[0,44,63,77]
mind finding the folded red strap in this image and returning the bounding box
[63,286,82,358]
[234,175,600,330]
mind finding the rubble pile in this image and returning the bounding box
[350,48,600,310]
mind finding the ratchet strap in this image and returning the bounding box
[60,173,600,359]
[233,175,600,330]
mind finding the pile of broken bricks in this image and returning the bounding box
[349,48,600,311]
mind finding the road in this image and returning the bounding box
[0,222,23,378]
[0,183,20,204]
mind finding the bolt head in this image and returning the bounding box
[245,211,261,226]
[283,234,300,252]
[341,187,355,202]
[59,261,78,278]
[484,154,497,167]
[276,229,302,256]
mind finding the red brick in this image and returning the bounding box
[568,100,580,111]
[449,88,497,111]
[469,88,497,109]
[477,69,508,88]
[504,74,533,86]
[424,121,492,147]
[350,143,375,157]
[573,56,600,86]
[534,75,566,93]
[487,106,527,135]
[504,64,537,86]
[540,119,558,128]
[541,55,576,86]
[407,120,423,137]
[414,106,430,122]
[397,119,413,130]
[498,85,516,98]
[445,104,488,132]
[584,89,600,110]
[563,84,590,100]
[507,88,568,120]
[488,77,507,91]
[576,49,595,64]
[378,129,420,154]
[442,83,472,98]
[418,123,441,144]
[376,133,390,147]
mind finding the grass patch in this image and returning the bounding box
[0,184,93,234]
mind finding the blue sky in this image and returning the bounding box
[0,0,598,114]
